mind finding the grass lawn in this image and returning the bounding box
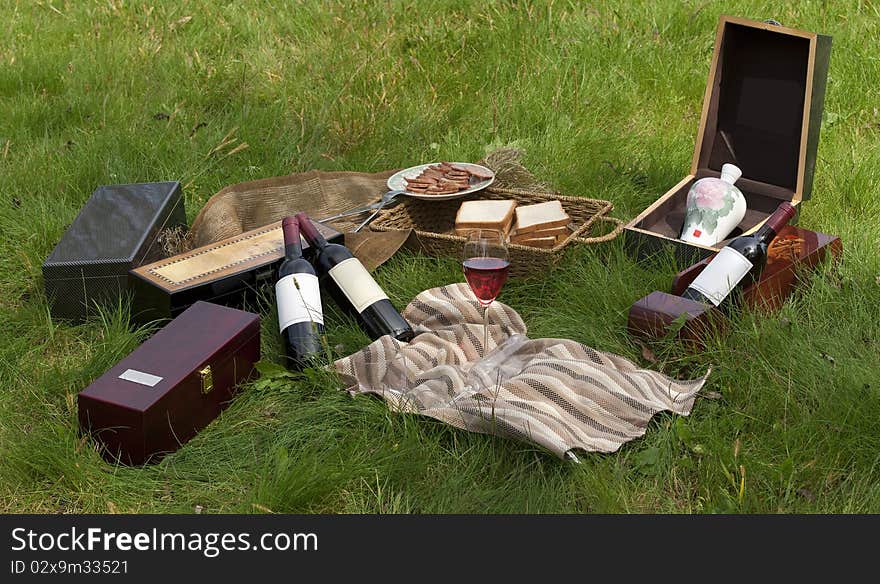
[1,0,879,514]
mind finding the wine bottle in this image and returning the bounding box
[681,202,796,308]
[276,216,325,369]
[295,212,414,342]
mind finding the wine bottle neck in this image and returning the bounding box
[281,217,303,259]
[754,223,779,245]
[295,212,327,248]
[283,243,302,259]
[755,202,796,245]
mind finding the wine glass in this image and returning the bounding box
[462,229,510,358]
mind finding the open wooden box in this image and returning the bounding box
[625,15,832,265]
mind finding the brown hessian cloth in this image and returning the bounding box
[334,283,711,459]
[188,169,411,271]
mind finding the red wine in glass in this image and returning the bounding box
[461,229,509,357]
[463,257,510,305]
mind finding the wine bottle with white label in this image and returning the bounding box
[276,216,325,369]
[296,212,414,342]
[681,202,796,309]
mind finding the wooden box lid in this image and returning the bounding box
[79,301,259,413]
[692,15,832,203]
[43,182,184,272]
[130,219,341,294]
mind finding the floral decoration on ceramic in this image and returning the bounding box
[680,163,747,247]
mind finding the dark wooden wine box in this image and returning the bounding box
[627,224,841,347]
[78,301,260,465]
[42,182,186,322]
[128,219,342,324]
[624,15,832,265]
[627,291,727,351]
[669,224,842,311]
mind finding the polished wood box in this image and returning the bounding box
[670,224,841,311]
[627,225,841,347]
[78,301,260,465]
[625,15,832,265]
[128,219,342,324]
[627,291,726,350]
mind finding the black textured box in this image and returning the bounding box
[42,182,187,321]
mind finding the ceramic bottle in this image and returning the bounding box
[680,163,747,246]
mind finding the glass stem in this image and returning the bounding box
[483,302,490,358]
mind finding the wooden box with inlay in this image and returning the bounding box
[624,15,832,265]
[129,219,342,324]
[627,224,841,349]
[669,224,841,312]
[78,301,260,465]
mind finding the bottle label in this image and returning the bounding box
[276,273,324,332]
[328,257,389,313]
[686,247,754,306]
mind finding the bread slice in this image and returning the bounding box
[454,199,517,236]
[509,224,569,243]
[513,200,570,235]
[512,235,557,248]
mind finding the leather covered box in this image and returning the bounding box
[624,16,832,265]
[128,219,342,324]
[78,301,260,465]
[42,182,186,321]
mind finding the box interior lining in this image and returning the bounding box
[697,22,810,193]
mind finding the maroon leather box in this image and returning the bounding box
[78,301,260,465]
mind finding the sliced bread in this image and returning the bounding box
[509,224,569,243]
[512,234,557,248]
[454,199,517,236]
[514,231,569,248]
[513,200,570,235]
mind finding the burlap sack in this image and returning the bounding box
[186,169,410,270]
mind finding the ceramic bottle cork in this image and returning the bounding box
[680,163,747,246]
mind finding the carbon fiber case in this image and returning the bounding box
[42,182,186,322]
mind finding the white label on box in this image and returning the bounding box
[687,247,754,306]
[328,257,389,313]
[276,273,324,332]
[119,369,163,387]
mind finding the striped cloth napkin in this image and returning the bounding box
[334,283,710,459]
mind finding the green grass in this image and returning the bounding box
[2,0,879,513]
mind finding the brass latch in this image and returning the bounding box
[198,365,214,394]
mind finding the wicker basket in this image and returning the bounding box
[370,186,623,278]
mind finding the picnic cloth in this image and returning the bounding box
[334,283,711,459]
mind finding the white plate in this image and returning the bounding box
[387,162,495,200]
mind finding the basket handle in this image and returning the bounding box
[574,215,624,244]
